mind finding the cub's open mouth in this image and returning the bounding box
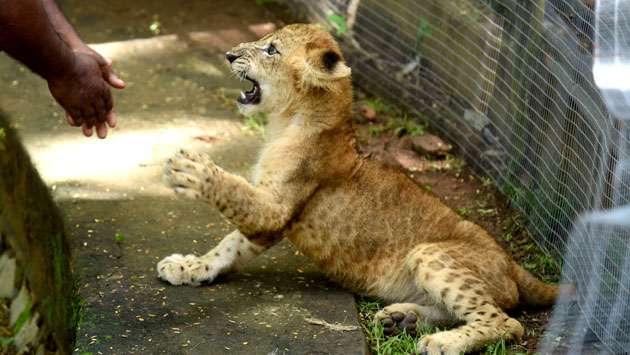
[238,76,261,105]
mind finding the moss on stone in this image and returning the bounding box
[0,112,76,353]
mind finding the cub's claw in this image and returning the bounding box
[163,149,218,199]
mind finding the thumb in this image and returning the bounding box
[100,59,126,89]
[107,71,126,89]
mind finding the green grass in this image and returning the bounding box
[357,297,429,355]
[356,297,528,355]
[13,301,32,334]
[457,207,471,216]
[367,115,426,138]
[358,97,426,139]
[502,216,562,283]
[392,115,426,137]
[522,253,561,283]
[327,13,348,36]
[0,127,5,151]
[360,98,393,115]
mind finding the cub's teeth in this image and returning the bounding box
[240,92,246,100]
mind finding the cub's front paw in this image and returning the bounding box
[156,253,217,286]
[417,330,467,355]
[164,149,218,199]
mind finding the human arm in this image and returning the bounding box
[0,0,125,138]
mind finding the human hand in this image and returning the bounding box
[47,48,125,138]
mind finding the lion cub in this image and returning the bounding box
[157,24,558,354]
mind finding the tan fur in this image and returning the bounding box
[158,24,558,354]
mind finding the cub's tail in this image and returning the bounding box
[511,262,567,306]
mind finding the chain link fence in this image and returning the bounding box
[281,0,630,352]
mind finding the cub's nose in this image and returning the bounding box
[225,52,240,63]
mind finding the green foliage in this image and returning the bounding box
[115,233,125,243]
[13,301,32,334]
[357,297,426,355]
[360,98,392,114]
[0,337,14,345]
[485,338,507,355]
[357,297,382,315]
[522,254,561,282]
[50,233,65,294]
[372,329,420,355]
[255,0,276,4]
[392,115,426,137]
[485,337,528,355]
[0,127,5,151]
[368,125,388,137]
[457,207,471,216]
[417,17,432,38]
[243,113,268,137]
[413,17,432,52]
[327,13,348,36]
[71,295,86,331]
[368,114,426,138]
[501,181,536,212]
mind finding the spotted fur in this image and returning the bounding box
[157,24,559,354]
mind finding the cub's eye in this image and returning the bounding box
[264,44,279,56]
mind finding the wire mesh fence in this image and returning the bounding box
[281,0,630,352]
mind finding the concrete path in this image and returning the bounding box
[0,1,366,353]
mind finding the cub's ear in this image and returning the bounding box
[301,43,351,89]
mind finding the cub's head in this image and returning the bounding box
[226,24,352,117]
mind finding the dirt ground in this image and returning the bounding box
[352,92,561,354]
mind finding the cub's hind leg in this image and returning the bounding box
[374,303,454,337]
[408,244,524,355]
